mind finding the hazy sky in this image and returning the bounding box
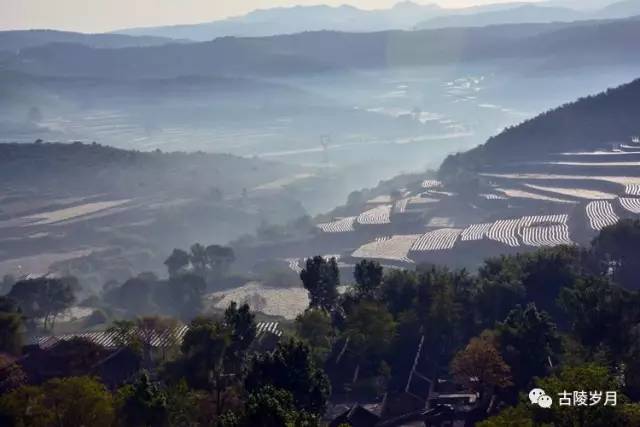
[1,0,542,33]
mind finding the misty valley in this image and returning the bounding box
[2,1,640,426]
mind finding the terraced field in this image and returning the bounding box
[352,235,421,263]
[619,197,640,214]
[460,223,493,241]
[318,216,356,233]
[357,205,392,225]
[586,200,619,231]
[305,142,640,268]
[411,228,462,251]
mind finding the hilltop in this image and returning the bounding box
[440,77,640,177]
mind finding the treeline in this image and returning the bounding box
[2,221,640,425]
[294,219,640,424]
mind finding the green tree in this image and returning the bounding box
[168,273,206,320]
[164,249,190,277]
[118,372,167,427]
[300,256,340,312]
[243,385,315,427]
[477,404,534,427]
[559,276,634,359]
[0,376,115,427]
[591,219,640,289]
[0,297,23,355]
[224,302,256,372]
[354,260,383,299]
[450,336,512,395]
[295,308,333,364]
[8,277,75,329]
[245,339,330,416]
[495,304,561,390]
[343,300,396,375]
[381,269,418,316]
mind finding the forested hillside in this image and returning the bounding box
[440,77,640,177]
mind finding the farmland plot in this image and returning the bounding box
[23,200,131,225]
[586,201,619,230]
[479,193,508,200]
[521,224,572,247]
[352,235,421,263]
[496,188,576,204]
[626,185,640,196]
[460,223,493,241]
[487,219,523,247]
[357,205,392,225]
[619,198,640,214]
[411,228,462,251]
[524,184,617,200]
[421,180,443,189]
[318,216,356,233]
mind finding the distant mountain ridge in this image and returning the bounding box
[112,0,634,41]
[4,17,639,79]
[439,77,640,177]
[0,29,179,52]
[416,0,640,29]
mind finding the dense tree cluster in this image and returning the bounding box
[1,221,640,425]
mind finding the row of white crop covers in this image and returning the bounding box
[350,214,574,263]
[585,197,640,230]
[317,204,394,232]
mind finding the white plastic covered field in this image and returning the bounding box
[461,223,493,241]
[524,184,617,200]
[411,228,462,251]
[520,224,572,247]
[352,235,421,263]
[619,198,640,214]
[421,180,443,189]
[318,216,356,233]
[626,185,640,196]
[485,214,570,247]
[357,205,392,225]
[586,201,619,230]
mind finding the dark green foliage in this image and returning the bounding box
[243,385,316,427]
[118,372,168,427]
[440,78,640,177]
[559,276,637,359]
[178,317,231,390]
[300,256,340,312]
[592,219,640,290]
[245,339,330,416]
[168,273,206,320]
[354,259,383,299]
[164,249,190,277]
[8,277,75,329]
[381,269,418,316]
[295,309,334,364]
[495,304,561,391]
[343,300,396,376]
[0,297,23,355]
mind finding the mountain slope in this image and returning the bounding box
[116,2,444,41]
[0,29,179,52]
[417,5,583,29]
[439,77,640,176]
[4,18,640,79]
